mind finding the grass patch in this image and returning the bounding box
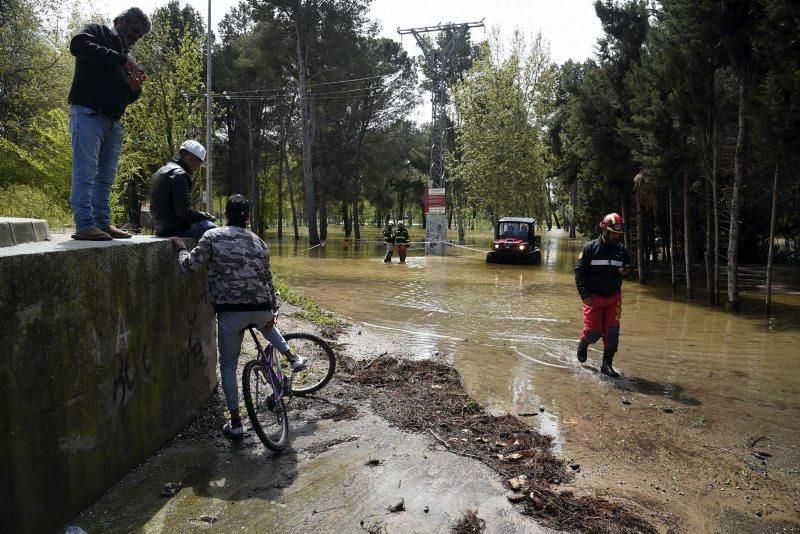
[273,278,344,328]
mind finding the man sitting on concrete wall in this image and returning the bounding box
[170,194,307,440]
[151,140,217,238]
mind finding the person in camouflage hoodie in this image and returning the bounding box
[170,194,307,440]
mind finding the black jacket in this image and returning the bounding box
[68,24,140,119]
[574,236,631,300]
[383,227,395,243]
[150,157,209,237]
[394,226,409,245]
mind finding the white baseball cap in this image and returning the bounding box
[180,140,208,167]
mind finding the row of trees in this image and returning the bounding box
[212,0,424,243]
[543,0,800,312]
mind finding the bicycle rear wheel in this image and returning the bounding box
[242,360,289,451]
[284,332,336,396]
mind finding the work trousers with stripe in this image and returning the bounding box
[580,292,622,352]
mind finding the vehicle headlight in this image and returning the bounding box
[493,244,500,249]
[519,244,527,250]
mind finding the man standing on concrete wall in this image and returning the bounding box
[68,7,150,241]
[150,140,217,238]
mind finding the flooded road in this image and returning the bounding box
[269,228,800,531]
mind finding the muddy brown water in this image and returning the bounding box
[269,228,800,532]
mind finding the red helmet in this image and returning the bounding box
[599,213,624,234]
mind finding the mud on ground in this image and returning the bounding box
[72,306,704,533]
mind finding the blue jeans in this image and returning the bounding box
[178,220,217,239]
[69,105,124,232]
[217,310,290,412]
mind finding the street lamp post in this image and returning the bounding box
[205,0,213,212]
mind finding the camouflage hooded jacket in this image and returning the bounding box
[177,225,275,312]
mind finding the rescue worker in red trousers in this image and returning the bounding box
[574,213,631,377]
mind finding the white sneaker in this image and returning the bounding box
[222,420,244,440]
[290,355,308,371]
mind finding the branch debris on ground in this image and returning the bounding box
[345,356,657,534]
[451,508,486,533]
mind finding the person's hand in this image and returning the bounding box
[170,236,187,252]
[200,211,217,222]
[129,69,146,92]
[619,265,631,276]
[582,297,592,306]
[124,57,137,75]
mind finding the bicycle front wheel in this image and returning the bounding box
[242,360,289,451]
[284,332,336,396]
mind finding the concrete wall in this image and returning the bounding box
[0,237,217,533]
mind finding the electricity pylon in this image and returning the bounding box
[398,20,483,255]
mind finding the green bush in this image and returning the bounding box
[0,184,72,227]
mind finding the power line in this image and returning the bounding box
[183,73,409,101]
[204,74,391,96]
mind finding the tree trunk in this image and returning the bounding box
[636,184,647,284]
[704,143,713,304]
[247,102,259,234]
[295,19,319,245]
[285,146,300,241]
[354,199,361,240]
[318,176,327,241]
[398,190,406,225]
[669,183,676,293]
[712,114,720,306]
[683,168,693,299]
[661,212,669,264]
[126,177,140,231]
[277,151,284,239]
[570,180,577,239]
[621,193,630,251]
[544,181,552,230]
[765,163,779,316]
[350,82,375,242]
[276,105,289,240]
[727,74,748,311]
[456,179,465,244]
[343,200,351,237]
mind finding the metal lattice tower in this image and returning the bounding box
[398,20,483,254]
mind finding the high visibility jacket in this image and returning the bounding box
[394,227,409,245]
[574,236,631,300]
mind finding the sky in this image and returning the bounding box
[100,0,603,121]
[101,0,603,64]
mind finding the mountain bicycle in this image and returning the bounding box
[241,318,336,451]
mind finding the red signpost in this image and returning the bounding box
[424,188,446,215]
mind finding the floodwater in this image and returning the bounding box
[269,228,800,531]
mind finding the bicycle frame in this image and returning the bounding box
[247,327,288,403]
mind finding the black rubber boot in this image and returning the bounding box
[576,340,589,363]
[384,250,393,263]
[600,349,619,378]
